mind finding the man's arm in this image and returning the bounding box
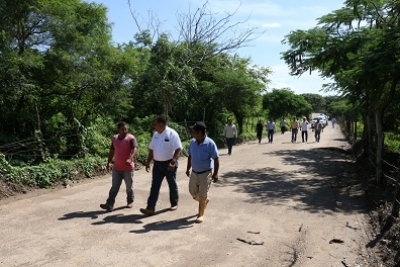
[128,147,138,162]
[212,157,219,182]
[126,137,138,164]
[145,149,154,172]
[186,155,192,177]
[107,149,115,172]
[170,148,181,165]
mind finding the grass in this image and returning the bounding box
[385,132,400,152]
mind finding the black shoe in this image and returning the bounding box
[140,208,155,216]
[100,203,113,212]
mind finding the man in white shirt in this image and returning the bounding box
[222,119,237,155]
[267,119,275,143]
[300,117,309,143]
[140,116,182,215]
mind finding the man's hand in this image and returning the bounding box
[106,163,111,172]
[212,174,218,183]
[125,159,132,165]
[168,161,176,171]
[186,170,191,177]
[145,163,151,173]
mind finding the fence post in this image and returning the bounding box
[391,161,400,218]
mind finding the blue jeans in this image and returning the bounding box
[146,160,179,210]
[226,138,234,154]
[268,130,274,142]
[301,131,308,142]
[315,130,321,142]
[291,129,298,142]
[106,169,134,206]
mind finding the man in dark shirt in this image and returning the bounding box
[256,120,264,144]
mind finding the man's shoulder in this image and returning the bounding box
[126,133,135,139]
[166,126,179,136]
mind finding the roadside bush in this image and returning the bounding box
[0,153,105,188]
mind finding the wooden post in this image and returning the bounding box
[391,162,400,218]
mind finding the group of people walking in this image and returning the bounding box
[100,117,219,224]
[100,115,328,223]
[255,116,325,144]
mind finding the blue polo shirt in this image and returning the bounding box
[188,136,219,172]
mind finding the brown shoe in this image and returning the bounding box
[139,208,155,216]
[170,205,178,211]
[126,202,134,208]
[100,203,113,212]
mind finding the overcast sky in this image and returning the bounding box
[90,0,346,96]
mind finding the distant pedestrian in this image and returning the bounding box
[223,119,237,155]
[186,122,219,223]
[332,118,337,128]
[100,121,138,212]
[280,118,287,134]
[300,117,309,143]
[256,120,264,144]
[290,117,299,143]
[140,116,182,216]
[314,119,323,142]
[267,119,275,143]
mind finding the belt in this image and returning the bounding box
[154,159,172,163]
[192,169,211,174]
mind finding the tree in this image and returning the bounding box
[263,88,312,120]
[281,0,400,183]
[301,93,326,113]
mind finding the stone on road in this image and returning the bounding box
[0,124,379,267]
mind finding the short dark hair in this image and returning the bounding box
[193,127,206,135]
[154,116,167,125]
[117,121,127,129]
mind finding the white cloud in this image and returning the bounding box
[262,22,281,28]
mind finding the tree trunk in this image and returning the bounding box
[375,108,384,184]
[363,111,373,154]
[34,101,46,161]
[354,120,357,144]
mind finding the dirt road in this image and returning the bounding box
[0,123,379,267]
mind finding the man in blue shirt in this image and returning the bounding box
[186,122,219,223]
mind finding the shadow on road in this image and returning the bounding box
[218,148,365,214]
[91,213,144,225]
[58,206,128,221]
[130,215,196,234]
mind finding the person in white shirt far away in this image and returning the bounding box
[267,119,276,143]
[223,119,237,155]
[300,117,309,143]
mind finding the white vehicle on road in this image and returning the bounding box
[311,116,327,130]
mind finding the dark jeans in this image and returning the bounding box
[291,129,298,142]
[226,138,234,154]
[302,131,308,142]
[315,130,321,142]
[106,169,134,206]
[268,130,274,143]
[256,132,262,143]
[146,160,178,210]
[281,126,285,134]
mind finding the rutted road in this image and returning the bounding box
[0,123,379,267]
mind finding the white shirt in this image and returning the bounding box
[149,126,182,161]
[301,121,308,131]
[280,119,287,127]
[223,124,237,138]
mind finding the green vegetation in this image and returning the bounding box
[282,1,400,263]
